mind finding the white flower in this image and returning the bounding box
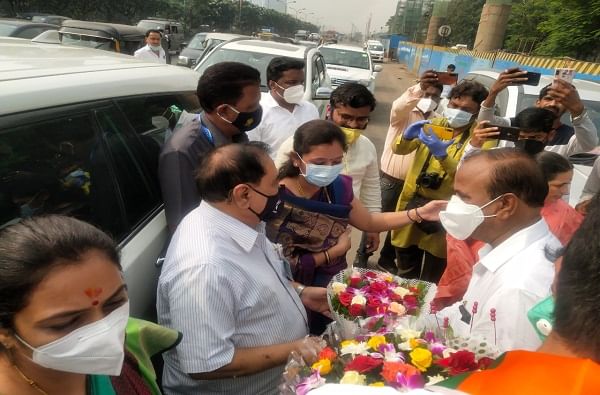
[351,294,367,306]
[340,341,370,356]
[396,328,421,341]
[427,374,446,385]
[398,340,413,351]
[331,282,347,295]
[442,348,457,359]
[392,286,411,298]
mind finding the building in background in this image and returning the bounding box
[389,0,434,42]
[249,0,286,14]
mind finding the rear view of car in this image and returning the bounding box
[366,40,384,63]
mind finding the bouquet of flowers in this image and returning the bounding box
[282,325,497,394]
[327,268,436,339]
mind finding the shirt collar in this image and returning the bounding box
[478,219,551,273]
[200,112,232,146]
[201,201,261,253]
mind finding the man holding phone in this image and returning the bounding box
[475,67,598,157]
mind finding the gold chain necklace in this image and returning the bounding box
[296,178,332,203]
[11,363,49,395]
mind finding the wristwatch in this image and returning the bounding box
[294,284,306,297]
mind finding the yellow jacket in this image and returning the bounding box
[391,119,476,258]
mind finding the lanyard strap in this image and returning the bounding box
[196,114,215,146]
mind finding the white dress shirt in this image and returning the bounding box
[436,219,561,352]
[275,133,382,212]
[134,44,167,64]
[247,92,319,159]
[157,202,308,394]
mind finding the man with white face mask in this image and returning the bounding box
[247,57,319,159]
[378,70,443,273]
[431,148,561,352]
[134,29,167,63]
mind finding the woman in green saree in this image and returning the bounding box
[0,215,179,395]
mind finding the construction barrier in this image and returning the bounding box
[397,42,600,83]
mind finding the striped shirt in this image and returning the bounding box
[157,201,309,395]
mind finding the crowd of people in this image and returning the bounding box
[0,57,599,395]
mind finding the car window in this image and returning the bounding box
[0,112,125,236]
[320,47,370,70]
[0,23,17,36]
[115,93,200,146]
[188,34,206,50]
[17,27,48,39]
[171,26,178,34]
[94,107,161,232]
[316,55,327,86]
[61,33,116,51]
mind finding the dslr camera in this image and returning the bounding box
[416,172,443,190]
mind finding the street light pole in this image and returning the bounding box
[238,0,242,33]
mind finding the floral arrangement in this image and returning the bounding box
[282,326,497,394]
[327,269,435,338]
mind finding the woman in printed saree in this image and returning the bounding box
[266,120,446,334]
[0,215,179,395]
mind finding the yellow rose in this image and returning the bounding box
[341,340,358,348]
[331,282,347,295]
[369,382,385,387]
[340,371,366,385]
[383,274,394,283]
[351,294,367,306]
[311,359,332,375]
[367,335,387,350]
[409,338,421,349]
[410,348,433,372]
[388,302,407,316]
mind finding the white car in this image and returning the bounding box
[319,44,382,93]
[366,40,384,63]
[0,37,201,319]
[464,70,600,205]
[194,39,333,116]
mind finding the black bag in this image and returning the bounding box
[405,194,443,234]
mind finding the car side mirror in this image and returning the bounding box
[374,65,383,73]
[314,87,333,100]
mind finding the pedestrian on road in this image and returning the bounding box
[158,62,263,234]
[134,29,167,64]
[378,70,443,274]
[247,57,319,159]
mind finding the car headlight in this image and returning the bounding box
[358,79,371,86]
[177,56,189,65]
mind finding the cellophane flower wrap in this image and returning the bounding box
[327,268,437,339]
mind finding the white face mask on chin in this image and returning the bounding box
[439,195,503,240]
[15,302,129,376]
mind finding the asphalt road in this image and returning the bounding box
[346,62,418,268]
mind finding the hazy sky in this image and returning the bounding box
[287,0,397,34]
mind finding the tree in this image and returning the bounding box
[444,0,486,47]
[504,0,550,53]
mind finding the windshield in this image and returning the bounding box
[520,93,600,140]
[368,44,384,52]
[138,21,163,31]
[320,47,370,70]
[196,48,298,90]
[0,23,17,36]
[60,33,115,51]
[187,34,206,50]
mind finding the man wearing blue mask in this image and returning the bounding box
[159,62,263,234]
[390,81,488,282]
[432,148,561,352]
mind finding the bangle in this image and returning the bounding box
[324,250,331,265]
[294,284,306,297]
[406,209,416,223]
[415,208,425,222]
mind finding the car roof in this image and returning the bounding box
[467,70,600,101]
[0,18,58,28]
[205,32,249,41]
[219,39,308,58]
[61,20,144,38]
[321,44,366,53]
[0,37,199,116]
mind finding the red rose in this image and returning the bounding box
[349,276,362,287]
[349,303,364,317]
[435,350,478,376]
[403,295,418,306]
[338,292,353,307]
[364,271,377,279]
[369,281,388,294]
[477,357,494,370]
[367,296,383,308]
[318,347,337,361]
[344,355,382,373]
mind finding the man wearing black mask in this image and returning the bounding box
[159,62,263,233]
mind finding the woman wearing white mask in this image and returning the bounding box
[0,215,179,395]
[390,81,490,284]
[266,120,446,334]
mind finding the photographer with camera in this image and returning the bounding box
[390,81,489,283]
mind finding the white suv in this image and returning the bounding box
[319,43,382,93]
[194,39,333,116]
[0,37,200,319]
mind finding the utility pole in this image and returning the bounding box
[238,0,243,34]
[365,13,372,40]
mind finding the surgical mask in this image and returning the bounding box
[297,154,344,187]
[247,185,283,221]
[340,127,362,145]
[276,82,305,104]
[439,195,503,240]
[443,107,473,128]
[220,105,263,132]
[416,98,437,114]
[515,139,546,155]
[527,296,554,340]
[149,44,162,51]
[15,302,129,376]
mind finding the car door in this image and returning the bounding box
[310,53,331,117]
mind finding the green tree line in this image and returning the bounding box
[0,0,318,37]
